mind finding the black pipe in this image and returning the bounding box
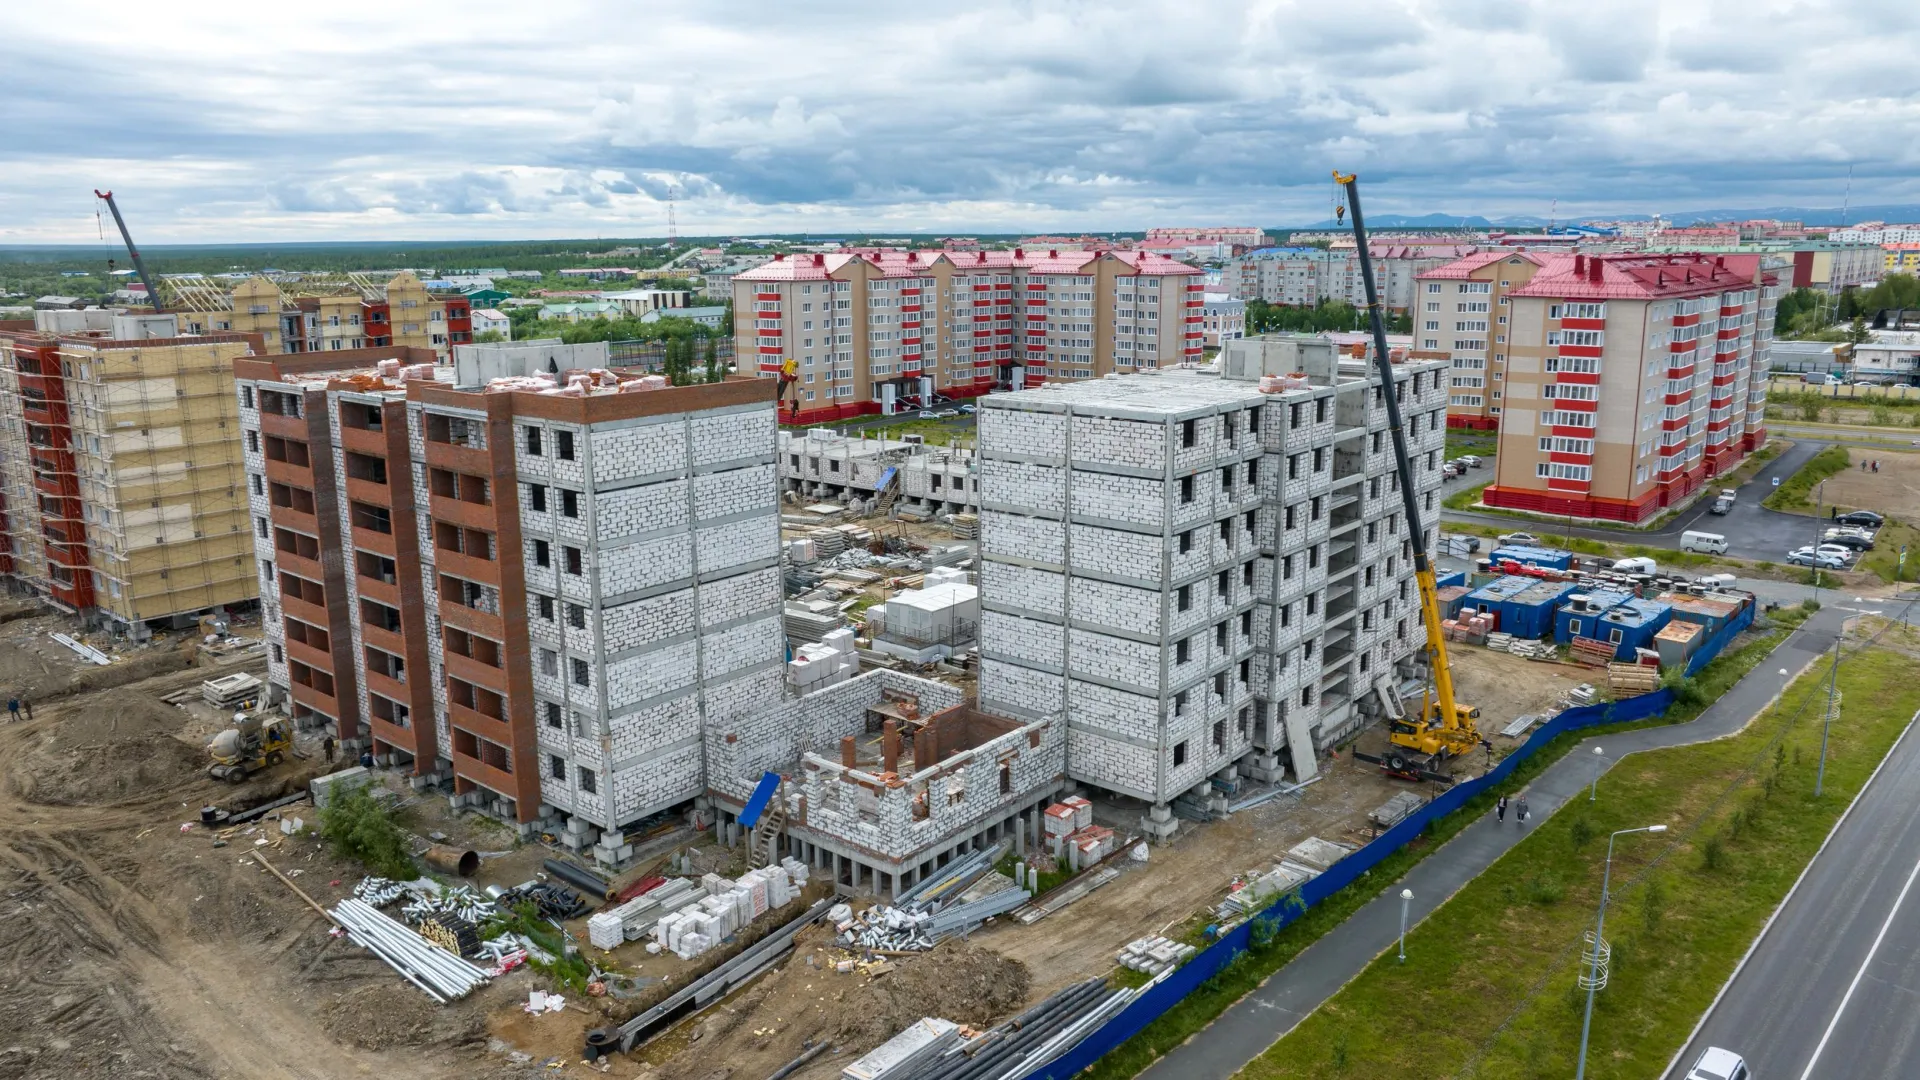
[543,857,616,901]
[763,1039,828,1080]
[935,980,1109,1080]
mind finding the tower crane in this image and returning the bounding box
[1334,172,1485,781]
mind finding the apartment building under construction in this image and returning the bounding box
[169,271,473,359]
[0,311,259,630]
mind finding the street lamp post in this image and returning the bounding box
[1575,825,1669,1080]
[1589,745,1605,801]
[1398,888,1413,962]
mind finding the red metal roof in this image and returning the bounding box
[1506,252,1772,301]
[1418,250,1546,280]
[734,247,1202,283]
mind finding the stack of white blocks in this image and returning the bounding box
[649,865,800,960]
[586,877,705,951]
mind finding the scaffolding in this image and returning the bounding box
[58,334,258,628]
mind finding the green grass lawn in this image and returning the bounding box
[1080,622,1795,1080]
[1236,641,1920,1080]
[1761,444,1851,512]
[1446,430,1499,458]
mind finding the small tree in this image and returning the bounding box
[702,333,721,382]
[317,782,415,880]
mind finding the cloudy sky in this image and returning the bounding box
[3,0,1916,242]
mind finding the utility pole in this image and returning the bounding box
[1576,825,1668,1080]
[1398,889,1413,962]
[1816,631,1842,797]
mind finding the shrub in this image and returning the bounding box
[317,782,415,880]
[1801,598,1822,613]
[1702,832,1727,872]
[1526,874,1565,906]
[1641,876,1668,936]
[1569,816,1596,850]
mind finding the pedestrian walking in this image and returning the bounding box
[1496,794,1509,822]
[1516,790,1530,824]
[5,697,17,723]
[323,734,336,763]
[21,699,31,721]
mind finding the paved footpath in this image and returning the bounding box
[1139,606,1849,1080]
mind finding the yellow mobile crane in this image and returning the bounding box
[1335,172,1485,781]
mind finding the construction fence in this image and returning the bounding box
[1017,607,1766,1080]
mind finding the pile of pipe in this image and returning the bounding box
[833,843,1028,952]
[330,897,494,1003]
[401,885,497,925]
[896,973,1166,1080]
[499,881,589,921]
[353,876,410,907]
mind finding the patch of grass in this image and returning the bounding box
[1856,521,1920,584]
[485,901,596,994]
[1446,431,1499,458]
[1444,480,1492,511]
[1237,646,1920,1080]
[1080,626,1791,1080]
[1762,445,1852,512]
[996,853,1071,898]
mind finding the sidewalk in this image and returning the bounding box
[1138,607,1845,1080]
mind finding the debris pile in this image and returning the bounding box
[832,843,1029,952]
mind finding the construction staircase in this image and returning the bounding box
[749,788,786,870]
[874,465,900,516]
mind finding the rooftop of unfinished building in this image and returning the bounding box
[984,367,1272,416]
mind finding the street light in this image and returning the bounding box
[1813,479,1828,602]
[1589,745,1605,801]
[1576,824,1669,1080]
[1816,628,1843,797]
[1398,888,1413,962]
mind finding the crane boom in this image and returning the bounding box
[92,190,163,312]
[1334,171,1478,758]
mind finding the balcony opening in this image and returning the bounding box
[344,453,388,485]
[282,617,330,653]
[355,550,397,585]
[361,598,402,633]
[262,435,311,467]
[429,469,490,505]
[363,646,406,683]
[350,502,392,534]
[278,571,325,606]
[425,413,483,449]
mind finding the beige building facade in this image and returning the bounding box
[1482,253,1778,524]
[1416,251,1547,430]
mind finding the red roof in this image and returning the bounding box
[1416,250,1544,280]
[1506,252,1771,301]
[734,247,1202,282]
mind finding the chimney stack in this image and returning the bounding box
[915,724,941,772]
[840,735,857,769]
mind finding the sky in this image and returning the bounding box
[3,0,1917,243]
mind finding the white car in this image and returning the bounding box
[917,410,938,419]
[1498,532,1542,547]
[1684,1047,1749,1080]
[1457,455,1484,468]
[1787,547,1847,569]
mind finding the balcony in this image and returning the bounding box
[45,541,90,569]
[258,410,308,442]
[447,698,514,746]
[289,679,340,720]
[263,457,313,489]
[429,494,496,532]
[344,477,390,509]
[275,546,325,585]
[284,635,334,674]
[362,668,409,709]
[444,650,508,694]
[351,525,397,559]
[424,439,490,475]
[279,589,330,630]
[435,547,500,587]
[338,424,389,459]
[439,601,505,641]
[361,620,408,659]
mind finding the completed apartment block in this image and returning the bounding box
[733,248,1204,425]
[1483,253,1779,523]
[1224,245,1479,313]
[974,336,1448,835]
[0,311,258,630]
[1415,251,1548,430]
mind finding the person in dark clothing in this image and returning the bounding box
[1516,790,1530,824]
[323,735,336,763]
[1496,794,1509,822]
[5,697,17,723]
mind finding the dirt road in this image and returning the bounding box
[0,678,522,1080]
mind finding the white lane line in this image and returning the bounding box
[1799,851,1920,1080]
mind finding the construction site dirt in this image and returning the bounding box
[0,602,1578,1080]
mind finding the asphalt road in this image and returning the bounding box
[1138,606,1848,1080]
[1668,695,1920,1079]
[1442,440,1835,563]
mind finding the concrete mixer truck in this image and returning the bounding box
[206,711,293,784]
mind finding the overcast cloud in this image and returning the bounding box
[2,0,1916,242]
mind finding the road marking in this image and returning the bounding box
[1798,850,1920,1080]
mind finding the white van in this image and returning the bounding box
[1612,556,1659,575]
[1681,531,1729,555]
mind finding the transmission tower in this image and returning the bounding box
[667,186,678,252]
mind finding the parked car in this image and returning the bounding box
[934,409,960,418]
[1443,463,1461,479]
[1457,454,1484,468]
[1823,527,1876,550]
[1441,534,1482,554]
[1835,509,1885,528]
[1611,556,1658,575]
[1497,532,1542,547]
[1719,488,1737,504]
[1708,496,1732,515]
[1817,543,1859,562]
[917,410,938,419]
[1684,1047,1749,1080]
[1787,547,1848,569]
[1698,572,1738,589]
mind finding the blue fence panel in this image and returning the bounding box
[1015,604,1761,1080]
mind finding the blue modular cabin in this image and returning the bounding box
[1487,544,1575,572]
[1435,570,1467,589]
[1558,593,1672,660]
[1463,575,1577,639]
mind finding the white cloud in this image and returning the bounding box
[1,0,1916,241]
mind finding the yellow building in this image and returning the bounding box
[58,335,258,626]
[1885,244,1920,274]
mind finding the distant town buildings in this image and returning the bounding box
[733,247,1204,425]
[167,272,472,360]
[1200,293,1245,347]
[1223,244,1478,312]
[470,308,512,340]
